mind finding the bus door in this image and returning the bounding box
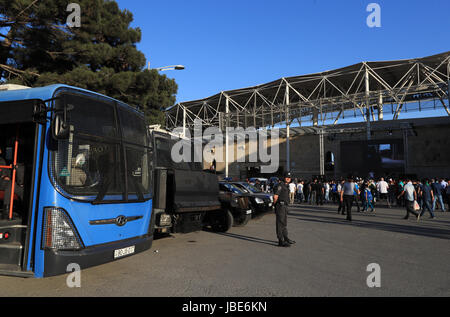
[0,99,44,276]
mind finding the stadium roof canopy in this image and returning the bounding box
[166,51,450,131]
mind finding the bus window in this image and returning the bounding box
[53,138,124,201]
[52,92,126,202]
[60,93,118,139]
[125,145,151,201]
[118,107,148,146]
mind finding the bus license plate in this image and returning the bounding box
[114,246,135,259]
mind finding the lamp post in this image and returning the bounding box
[147,62,185,71]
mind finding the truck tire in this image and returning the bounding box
[211,209,234,232]
[234,212,251,227]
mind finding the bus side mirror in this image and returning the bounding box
[33,100,48,124]
[52,114,70,140]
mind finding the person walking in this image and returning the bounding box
[377,177,390,208]
[296,180,304,204]
[432,179,446,212]
[446,179,450,212]
[330,181,337,203]
[341,176,356,221]
[420,179,435,219]
[397,180,405,207]
[317,179,324,205]
[273,172,296,247]
[337,180,345,215]
[387,179,396,207]
[288,179,296,205]
[397,179,420,221]
[362,182,375,212]
[353,180,361,213]
[310,179,317,206]
[303,180,310,204]
[415,180,424,211]
[324,181,330,203]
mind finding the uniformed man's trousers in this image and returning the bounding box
[275,203,289,242]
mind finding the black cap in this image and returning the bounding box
[284,172,292,178]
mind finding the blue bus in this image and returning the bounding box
[0,84,154,277]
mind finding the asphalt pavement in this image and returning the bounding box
[1,203,449,297]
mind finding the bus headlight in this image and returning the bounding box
[42,207,84,250]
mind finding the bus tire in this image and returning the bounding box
[211,209,233,232]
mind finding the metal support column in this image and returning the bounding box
[182,106,186,138]
[319,129,325,176]
[365,65,371,140]
[312,108,319,126]
[378,92,384,121]
[225,96,230,178]
[403,128,409,175]
[448,80,450,113]
[285,84,290,173]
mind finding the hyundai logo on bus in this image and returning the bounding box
[115,215,128,227]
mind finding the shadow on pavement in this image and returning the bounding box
[212,232,278,247]
[288,208,450,240]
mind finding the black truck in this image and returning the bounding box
[150,130,235,233]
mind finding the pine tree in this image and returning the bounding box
[0,0,177,125]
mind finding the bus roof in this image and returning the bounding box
[0,84,142,113]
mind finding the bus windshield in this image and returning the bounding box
[51,91,152,203]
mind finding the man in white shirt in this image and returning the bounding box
[324,182,330,203]
[289,181,296,205]
[296,181,304,203]
[377,177,390,207]
[397,179,420,221]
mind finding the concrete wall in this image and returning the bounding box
[203,117,450,180]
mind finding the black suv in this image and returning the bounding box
[232,182,273,215]
[218,182,252,227]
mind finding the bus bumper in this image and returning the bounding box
[43,234,153,277]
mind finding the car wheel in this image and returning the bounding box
[234,212,251,227]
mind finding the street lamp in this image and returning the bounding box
[147,62,185,71]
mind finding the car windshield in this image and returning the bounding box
[222,183,244,194]
[241,183,262,193]
[233,183,251,193]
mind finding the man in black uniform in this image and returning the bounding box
[273,172,296,247]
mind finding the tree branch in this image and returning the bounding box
[0,64,40,77]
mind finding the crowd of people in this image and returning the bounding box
[255,176,450,221]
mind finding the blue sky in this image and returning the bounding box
[116,0,450,105]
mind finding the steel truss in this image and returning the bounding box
[166,52,450,132]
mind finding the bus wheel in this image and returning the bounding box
[211,209,233,232]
